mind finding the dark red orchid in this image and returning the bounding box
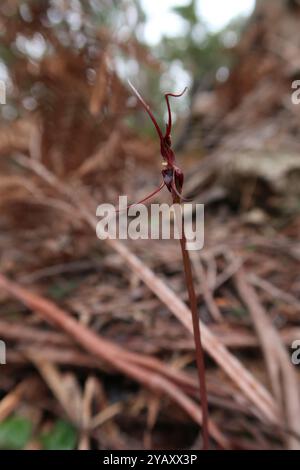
[127,80,188,205]
[124,82,210,450]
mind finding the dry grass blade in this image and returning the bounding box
[0,380,28,422]
[248,273,300,312]
[78,377,98,450]
[191,252,223,322]
[235,268,300,450]
[90,402,123,430]
[30,358,82,426]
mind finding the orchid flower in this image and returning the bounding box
[127,80,189,207]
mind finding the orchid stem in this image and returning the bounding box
[174,195,210,451]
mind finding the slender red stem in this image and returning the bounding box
[173,194,210,450]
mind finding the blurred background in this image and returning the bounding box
[0,0,300,451]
